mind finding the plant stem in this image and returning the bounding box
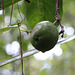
[9,0,14,26]
[25,0,30,3]
[56,0,60,21]
[2,0,4,27]
[18,23,24,75]
[56,0,64,37]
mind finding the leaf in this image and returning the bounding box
[25,0,63,29]
[0,25,18,34]
[0,0,21,9]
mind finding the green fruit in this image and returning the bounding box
[30,21,59,52]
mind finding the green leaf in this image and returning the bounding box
[0,0,21,9]
[0,25,18,34]
[25,0,63,29]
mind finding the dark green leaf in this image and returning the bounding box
[0,0,21,9]
[25,0,63,29]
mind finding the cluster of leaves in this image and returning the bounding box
[0,0,63,30]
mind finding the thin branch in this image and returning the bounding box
[56,0,60,21]
[57,35,75,44]
[9,0,14,26]
[55,0,64,37]
[17,0,24,23]
[2,0,4,27]
[18,22,24,75]
[0,49,38,67]
[0,35,75,67]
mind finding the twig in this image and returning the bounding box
[9,0,14,26]
[18,22,24,75]
[17,0,24,23]
[2,0,4,27]
[55,0,64,38]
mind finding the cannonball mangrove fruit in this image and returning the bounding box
[30,21,59,52]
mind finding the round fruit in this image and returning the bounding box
[30,21,59,52]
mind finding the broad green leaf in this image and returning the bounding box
[0,25,18,34]
[0,0,21,9]
[25,0,63,29]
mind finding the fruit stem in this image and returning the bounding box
[55,0,64,38]
[21,27,32,34]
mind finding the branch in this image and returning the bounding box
[0,50,38,67]
[55,0,64,38]
[0,35,75,67]
[57,35,75,44]
[18,23,24,75]
[9,0,14,26]
[2,0,4,26]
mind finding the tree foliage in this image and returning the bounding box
[0,0,75,75]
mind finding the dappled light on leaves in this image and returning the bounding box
[0,10,3,15]
[34,44,63,60]
[65,27,74,36]
[17,13,25,21]
[4,16,10,24]
[5,41,20,56]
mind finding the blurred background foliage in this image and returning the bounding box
[0,0,75,75]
